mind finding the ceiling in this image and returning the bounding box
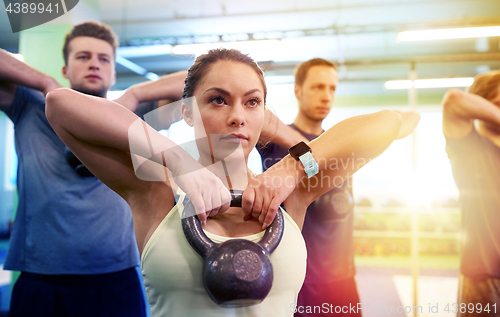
[1,0,500,98]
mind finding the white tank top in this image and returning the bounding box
[141,192,307,317]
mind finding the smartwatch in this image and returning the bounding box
[288,141,319,178]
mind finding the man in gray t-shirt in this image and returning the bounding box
[442,70,500,317]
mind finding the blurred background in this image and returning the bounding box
[1,0,500,315]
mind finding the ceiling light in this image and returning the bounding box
[116,55,148,75]
[264,75,295,85]
[384,78,474,90]
[397,26,500,41]
[115,55,160,81]
[384,80,412,90]
[117,44,173,58]
[172,40,282,61]
[107,90,125,100]
[145,72,160,81]
[413,78,474,88]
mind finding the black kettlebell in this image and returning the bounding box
[181,190,284,308]
[64,146,94,177]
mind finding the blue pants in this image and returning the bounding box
[9,267,150,317]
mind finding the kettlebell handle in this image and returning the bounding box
[181,189,245,258]
[227,190,282,253]
[181,189,284,257]
[229,189,243,208]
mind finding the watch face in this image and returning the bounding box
[289,141,311,159]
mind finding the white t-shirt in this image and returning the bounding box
[141,192,307,317]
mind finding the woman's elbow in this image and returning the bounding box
[45,88,70,124]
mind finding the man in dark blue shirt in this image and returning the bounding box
[442,71,500,317]
[258,58,420,317]
[0,21,185,317]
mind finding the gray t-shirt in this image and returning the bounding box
[446,128,500,278]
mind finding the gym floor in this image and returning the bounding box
[357,266,459,317]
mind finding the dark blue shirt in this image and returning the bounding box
[257,124,355,284]
[2,86,156,274]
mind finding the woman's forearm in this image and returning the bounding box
[46,88,231,221]
[273,110,402,184]
[244,110,402,228]
[46,88,183,170]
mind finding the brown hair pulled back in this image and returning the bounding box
[182,48,267,102]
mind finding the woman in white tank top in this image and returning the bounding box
[46,49,403,316]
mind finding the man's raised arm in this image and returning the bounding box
[0,49,61,111]
[259,110,308,148]
[442,89,500,139]
[113,71,187,111]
